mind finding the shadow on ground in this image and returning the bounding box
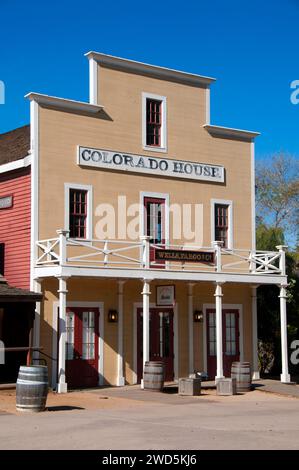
[46,406,85,412]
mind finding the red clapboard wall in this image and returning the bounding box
[0,167,31,289]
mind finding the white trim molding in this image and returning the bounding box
[64,183,93,240]
[202,303,244,375]
[25,93,103,115]
[142,92,167,153]
[0,155,31,174]
[89,57,98,105]
[85,51,216,87]
[203,124,260,141]
[211,199,234,249]
[52,301,104,389]
[140,191,170,242]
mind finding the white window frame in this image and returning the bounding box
[140,191,170,244]
[142,92,167,153]
[210,199,233,249]
[64,183,93,240]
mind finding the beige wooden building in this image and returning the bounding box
[25,52,290,392]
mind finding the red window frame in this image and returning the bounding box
[215,204,229,248]
[69,189,88,239]
[146,98,162,147]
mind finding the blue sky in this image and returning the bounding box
[0,0,299,161]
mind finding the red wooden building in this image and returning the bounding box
[0,126,42,383]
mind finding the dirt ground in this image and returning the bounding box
[0,387,148,414]
[1,387,299,449]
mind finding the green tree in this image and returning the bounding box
[256,153,299,246]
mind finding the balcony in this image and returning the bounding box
[33,230,287,285]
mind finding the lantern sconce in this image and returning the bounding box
[108,309,118,323]
[193,310,203,323]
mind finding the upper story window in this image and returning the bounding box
[146,99,162,147]
[211,199,233,249]
[215,204,229,248]
[142,92,167,152]
[69,189,87,239]
[65,184,93,240]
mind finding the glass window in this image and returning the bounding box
[66,312,75,360]
[208,312,216,356]
[69,189,88,238]
[82,311,95,360]
[146,99,162,147]
[215,204,229,248]
[225,312,236,356]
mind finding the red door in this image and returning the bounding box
[137,308,174,382]
[206,309,240,379]
[144,196,165,267]
[65,307,100,388]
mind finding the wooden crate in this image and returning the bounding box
[216,378,237,396]
[178,377,201,396]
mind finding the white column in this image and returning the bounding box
[141,279,151,388]
[215,282,224,381]
[32,279,42,361]
[117,281,126,386]
[188,283,195,375]
[279,283,291,383]
[57,276,68,393]
[251,286,260,380]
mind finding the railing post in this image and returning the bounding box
[212,241,223,272]
[141,236,150,269]
[103,240,108,267]
[276,245,288,275]
[249,250,256,273]
[56,229,69,265]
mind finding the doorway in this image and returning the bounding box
[206,308,240,379]
[137,307,174,382]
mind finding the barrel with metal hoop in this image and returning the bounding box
[231,361,252,392]
[143,361,164,392]
[16,365,49,412]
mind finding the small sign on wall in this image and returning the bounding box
[0,195,13,210]
[156,285,175,306]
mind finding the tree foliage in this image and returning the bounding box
[256,153,299,243]
[255,154,299,378]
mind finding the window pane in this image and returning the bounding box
[66,312,75,360]
[215,204,229,248]
[146,99,162,147]
[69,189,88,238]
[82,311,95,360]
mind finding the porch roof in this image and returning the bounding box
[0,276,43,303]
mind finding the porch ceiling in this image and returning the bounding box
[33,265,287,285]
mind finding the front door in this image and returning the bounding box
[137,308,174,382]
[206,309,240,379]
[65,307,100,388]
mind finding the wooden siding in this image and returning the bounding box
[0,168,31,289]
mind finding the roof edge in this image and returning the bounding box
[203,124,260,141]
[85,51,216,87]
[25,93,104,114]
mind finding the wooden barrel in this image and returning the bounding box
[143,361,164,392]
[16,365,49,412]
[231,362,252,392]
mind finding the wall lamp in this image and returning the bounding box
[193,310,203,323]
[108,309,118,323]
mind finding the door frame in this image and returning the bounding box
[52,301,104,389]
[202,303,244,375]
[133,302,178,384]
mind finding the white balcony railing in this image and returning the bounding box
[35,230,287,276]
